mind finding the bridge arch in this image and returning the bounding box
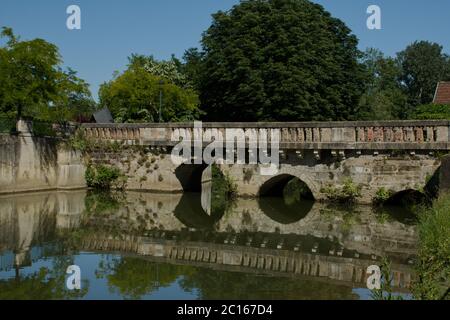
[258,174,315,200]
[385,189,427,206]
[258,174,315,224]
[174,163,208,192]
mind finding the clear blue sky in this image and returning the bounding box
[1,0,449,100]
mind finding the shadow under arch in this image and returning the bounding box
[175,163,208,192]
[258,174,315,224]
[379,189,428,224]
[385,189,427,206]
[174,193,225,230]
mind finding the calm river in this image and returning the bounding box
[0,190,417,300]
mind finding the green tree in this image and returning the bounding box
[359,48,408,119]
[0,27,95,121]
[95,257,190,299]
[99,56,200,123]
[191,0,367,121]
[397,41,450,107]
[410,103,450,120]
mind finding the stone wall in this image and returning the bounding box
[221,153,441,203]
[84,145,443,204]
[0,126,86,194]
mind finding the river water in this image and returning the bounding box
[0,190,417,300]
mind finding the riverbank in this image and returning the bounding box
[413,193,450,300]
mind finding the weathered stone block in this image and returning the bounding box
[440,155,450,194]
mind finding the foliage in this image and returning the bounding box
[84,190,124,216]
[0,256,88,300]
[283,178,314,204]
[397,41,450,107]
[99,55,200,123]
[373,187,395,205]
[189,0,367,121]
[358,48,408,120]
[96,257,191,299]
[128,54,191,88]
[0,116,16,133]
[67,129,124,153]
[370,257,404,300]
[85,164,123,190]
[409,103,450,120]
[321,178,362,203]
[413,194,450,300]
[211,165,237,215]
[32,121,57,137]
[0,27,95,122]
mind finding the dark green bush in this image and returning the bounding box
[410,104,450,120]
[321,178,362,203]
[85,164,122,189]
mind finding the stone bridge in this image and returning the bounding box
[82,121,450,204]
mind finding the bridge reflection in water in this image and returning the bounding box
[0,190,417,299]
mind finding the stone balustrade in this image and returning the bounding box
[81,120,450,150]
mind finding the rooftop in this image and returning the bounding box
[433,82,450,104]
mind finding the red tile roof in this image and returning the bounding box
[433,82,450,104]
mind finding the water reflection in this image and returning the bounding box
[0,190,418,300]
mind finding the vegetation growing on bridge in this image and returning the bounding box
[211,165,238,215]
[320,178,362,204]
[85,164,125,190]
[373,187,395,206]
[284,178,314,204]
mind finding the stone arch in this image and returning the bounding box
[258,173,315,199]
[258,174,315,224]
[385,189,427,206]
[174,163,208,192]
[174,193,221,230]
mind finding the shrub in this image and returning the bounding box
[321,178,362,203]
[211,165,237,215]
[410,104,450,120]
[413,194,450,300]
[85,164,122,189]
[373,187,394,205]
[284,178,314,203]
[371,258,404,300]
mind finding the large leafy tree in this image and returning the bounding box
[190,0,367,121]
[397,41,450,106]
[358,48,408,120]
[99,55,200,123]
[0,27,94,121]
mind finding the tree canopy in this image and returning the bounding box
[358,48,408,120]
[188,0,367,121]
[99,55,200,123]
[398,41,450,107]
[0,27,95,122]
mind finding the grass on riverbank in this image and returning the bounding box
[412,193,450,300]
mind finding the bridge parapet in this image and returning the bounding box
[81,120,450,150]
